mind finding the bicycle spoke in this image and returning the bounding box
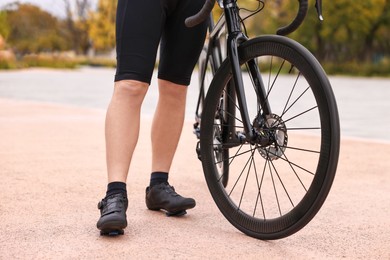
[269,158,295,209]
[219,106,243,124]
[269,85,313,129]
[217,147,252,176]
[237,147,256,209]
[228,149,254,197]
[267,56,273,92]
[281,105,318,125]
[267,156,282,216]
[282,72,301,116]
[257,157,268,219]
[282,145,320,154]
[279,148,309,192]
[264,147,316,176]
[279,85,311,121]
[217,145,244,183]
[223,87,241,112]
[210,143,251,164]
[252,150,264,218]
[285,127,320,131]
[260,58,287,114]
[215,123,244,130]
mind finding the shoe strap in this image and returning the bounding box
[161,183,181,197]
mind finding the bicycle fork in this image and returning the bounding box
[224,0,272,146]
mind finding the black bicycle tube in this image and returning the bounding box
[224,0,253,140]
[196,50,208,119]
[211,39,222,72]
[246,59,272,116]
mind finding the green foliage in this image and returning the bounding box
[78,57,116,67]
[323,61,390,77]
[243,0,390,64]
[21,54,78,68]
[0,11,10,40]
[0,58,17,69]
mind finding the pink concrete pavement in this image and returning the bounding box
[0,98,389,259]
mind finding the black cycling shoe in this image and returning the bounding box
[97,193,128,236]
[145,182,196,216]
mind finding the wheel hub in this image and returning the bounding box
[256,114,288,160]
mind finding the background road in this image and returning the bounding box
[1,67,390,141]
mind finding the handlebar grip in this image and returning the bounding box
[276,0,308,36]
[185,0,215,27]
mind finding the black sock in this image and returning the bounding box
[149,172,168,187]
[106,182,127,197]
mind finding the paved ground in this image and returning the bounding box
[0,98,389,259]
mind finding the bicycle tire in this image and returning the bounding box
[200,35,340,240]
[198,47,230,187]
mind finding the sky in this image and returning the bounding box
[0,0,98,17]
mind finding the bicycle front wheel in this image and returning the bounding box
[200,35,340,240]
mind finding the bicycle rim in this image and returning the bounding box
[200,35,340,240]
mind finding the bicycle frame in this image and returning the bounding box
[195,15,223,122]
[196,0,273,146]
[194,13,225,138]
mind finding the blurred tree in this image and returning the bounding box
[5,3,69,54]
[63,0,92,54]
[241,0,288,37]
[241,0,390,63]
[361,0,390,61]
[1,0,388,66]
[313,0,390,62]
[0,11,10,41]
[88,0,116,52]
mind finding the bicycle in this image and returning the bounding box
[186,0,340,240]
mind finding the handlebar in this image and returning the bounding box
[185,0,215,28]
[277,0,323,35]
[185,0,318,37]
[276,0,308,36]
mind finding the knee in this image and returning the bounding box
[113,80,149,101]
[158,79,187,101]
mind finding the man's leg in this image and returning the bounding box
[105,80,149,182]
[145,79,195,216]
[151,79,187,173]
[97,79,148,235]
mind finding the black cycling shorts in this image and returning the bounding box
[115,0,208,86]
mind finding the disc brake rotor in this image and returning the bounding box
[258,114,288,160]
[213,123,223,167]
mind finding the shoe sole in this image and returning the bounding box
[148,208,189,217]
[98,220,127,236]
[100,229,125,236]
[166,210,187,217]
[147,202,195,216]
